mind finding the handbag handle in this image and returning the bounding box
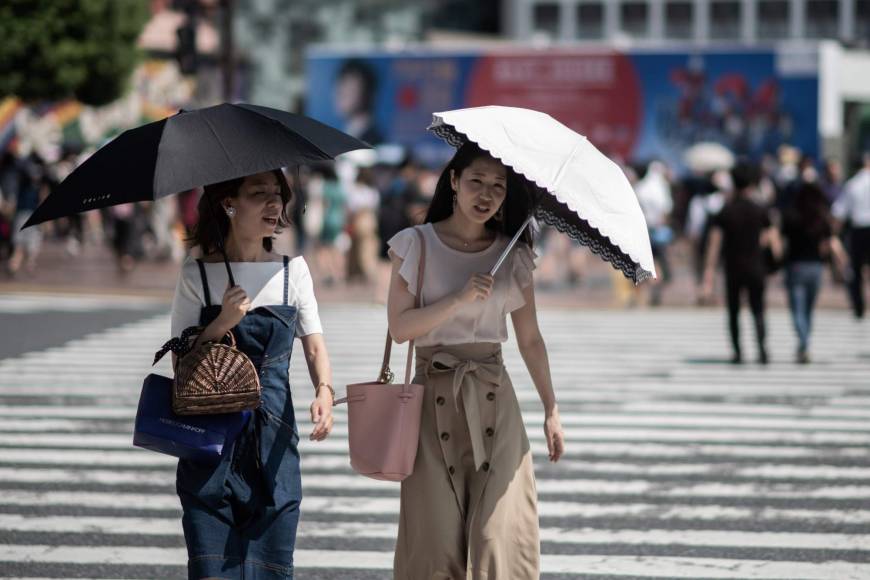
[187,327,237,349]
[334,227,426,406]
[153,326,236,366]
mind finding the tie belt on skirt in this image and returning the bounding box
[414,342,504,472]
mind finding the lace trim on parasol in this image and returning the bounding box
[430,123,468,149]
[429,121,654,285]
[537,207,653,285]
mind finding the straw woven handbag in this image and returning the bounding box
[149,200,262,417]
[171,329,261,415]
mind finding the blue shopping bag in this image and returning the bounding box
[133,373,251,464]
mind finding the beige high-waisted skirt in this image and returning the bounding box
[393,342,539,580]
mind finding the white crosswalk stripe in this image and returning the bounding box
[0,303,869,578]
[0,292,165,314]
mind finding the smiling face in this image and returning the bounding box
[223,171,284,241]
[450,156,507,225]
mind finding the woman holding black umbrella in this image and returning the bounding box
[170,169,334,578]
[19,103,372,579]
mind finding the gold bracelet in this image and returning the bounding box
[316,382,335,400]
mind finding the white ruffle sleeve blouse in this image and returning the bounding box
[170,255,323,339]
[388,223,536,347]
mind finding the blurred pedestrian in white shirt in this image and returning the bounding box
[833,153,870,319]
[686,170,729,301]
[636,160,673,305]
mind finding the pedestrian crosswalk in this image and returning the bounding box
[0,303,869,578]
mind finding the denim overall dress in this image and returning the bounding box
[177,256,302,579]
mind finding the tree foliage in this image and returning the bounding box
[0,0,150,106]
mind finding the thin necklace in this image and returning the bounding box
[440,222,489,248]
[456,230,489,247]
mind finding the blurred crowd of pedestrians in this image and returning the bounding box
[620,145,868,364]
[1,143,868,364]
[0,147,189,278]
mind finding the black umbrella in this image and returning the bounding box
[23,103,370,283]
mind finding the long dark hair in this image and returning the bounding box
[793,182,831,238]
[188,169,294,255]
[424,142,534,248]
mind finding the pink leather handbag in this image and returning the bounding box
[334,228,426,481]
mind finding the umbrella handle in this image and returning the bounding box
[204,195,237,287]
[489,215,533,276]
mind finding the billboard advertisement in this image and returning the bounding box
[306,47,819,169]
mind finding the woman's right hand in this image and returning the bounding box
[457,273,494,304]
[217,285,251,329]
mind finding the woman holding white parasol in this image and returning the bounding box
[387,106,655,578]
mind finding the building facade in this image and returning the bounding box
[505,0,870,45]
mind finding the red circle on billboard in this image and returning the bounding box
[465,51,642,159]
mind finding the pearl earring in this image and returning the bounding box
[225,206,236,219]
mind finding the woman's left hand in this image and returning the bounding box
[544,406,565,462]
[309,390,334,441]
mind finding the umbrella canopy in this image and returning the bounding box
[684,142,735,174]
[23,103,370,228]
[429,106,655,283]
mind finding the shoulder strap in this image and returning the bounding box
[195,259,213,307]
[404,228,426,386]
[283,255,290,306]
[376,227,426,387]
